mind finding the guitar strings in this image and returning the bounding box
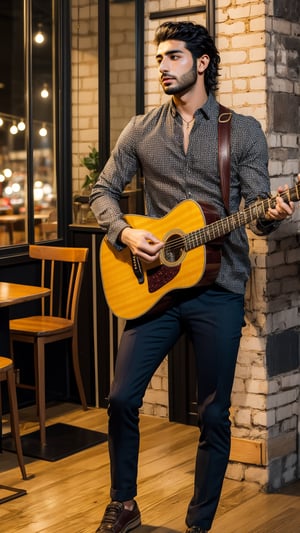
[160,186,298,254]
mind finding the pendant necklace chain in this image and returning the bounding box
[181,116,195,130]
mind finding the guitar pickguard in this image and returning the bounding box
[147,264,181,293]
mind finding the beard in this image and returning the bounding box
[161,60,198,95]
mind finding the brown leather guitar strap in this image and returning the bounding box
[218,104,232,214]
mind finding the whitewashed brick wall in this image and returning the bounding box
[71,0,99,195]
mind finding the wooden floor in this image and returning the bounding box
[0,403,299,533]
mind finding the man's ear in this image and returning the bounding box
[197,54,210,74]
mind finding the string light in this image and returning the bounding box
[17,119,26,131]
[33,180,44,201]
[0,113,50,137]
[10,122,18,135]
[39,123,48,137]
[34,23,45,44]
[41,84,49,98]
[3,168,12,178]
[12,182,21,193]
[4,185,12,196]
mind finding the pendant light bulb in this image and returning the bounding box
[34,23,45,45]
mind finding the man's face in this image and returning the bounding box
[156,39,197,95]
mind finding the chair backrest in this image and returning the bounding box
[29,245,89,322]
[39,221,58,241]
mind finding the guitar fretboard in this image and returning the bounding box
[185,183,299,250]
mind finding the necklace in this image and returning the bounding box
[181,116,195,130]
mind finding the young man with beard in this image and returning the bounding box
[89,21,294,533]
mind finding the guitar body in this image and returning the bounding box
[99,180,300,319]
[100,199,222,320]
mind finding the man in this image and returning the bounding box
[90,21,294,533]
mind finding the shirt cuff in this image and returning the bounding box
[250,217,281,236]
[107,220,131,250]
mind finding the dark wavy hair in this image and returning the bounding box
[154,21,220,93]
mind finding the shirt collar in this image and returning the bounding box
[169,92,217,121]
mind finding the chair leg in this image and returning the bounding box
[35,340,46,446]
[71,335,88,410]
[0,381,2,454]
[6,366,28,480]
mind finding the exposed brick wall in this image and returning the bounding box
[71,0,99,195]
[109,2,136,149]
[229,0,300,490]
[262,0,300,489]
[71,0,137,195]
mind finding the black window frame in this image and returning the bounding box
[0,0,71,264]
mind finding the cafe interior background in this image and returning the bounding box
[0,0,299,492]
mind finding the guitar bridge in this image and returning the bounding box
[131,253,144,284]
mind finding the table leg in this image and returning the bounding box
[0,308,10,356]
[0,307,10,452]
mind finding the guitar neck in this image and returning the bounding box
[187,183,300,249]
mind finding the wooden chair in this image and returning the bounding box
[39,221,58,241]
[0,356,28,480]
[9,245,89,446]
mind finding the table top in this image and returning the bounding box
[0,213,52,223]
[0,214,25,223]
[0,282,50,308]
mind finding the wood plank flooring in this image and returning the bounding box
[0,403,299,533]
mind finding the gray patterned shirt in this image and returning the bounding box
[90,93,277,294]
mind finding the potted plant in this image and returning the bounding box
[81,146,101,191]
[73,146,100,223]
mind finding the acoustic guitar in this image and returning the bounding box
[100,183,299,320]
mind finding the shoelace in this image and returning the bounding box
[101,502,124,525]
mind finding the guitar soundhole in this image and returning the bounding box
[161,232,186,267]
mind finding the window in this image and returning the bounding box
[0,0,69,249]
[97,0,144,215]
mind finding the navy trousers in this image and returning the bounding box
[107,285,245,530]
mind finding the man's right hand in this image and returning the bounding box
[120,227,164,263]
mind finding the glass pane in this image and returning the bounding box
[0,0,27,246]
[32,0,57,241]
[110,0,139,212]
[0,0,57,247]
[110,0,136,150]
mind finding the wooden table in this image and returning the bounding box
[0,215,25,244]
[0,282,50,449]
[0,282,50,353]
[0,212,53,244]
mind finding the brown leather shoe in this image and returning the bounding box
[95,501,141,533]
